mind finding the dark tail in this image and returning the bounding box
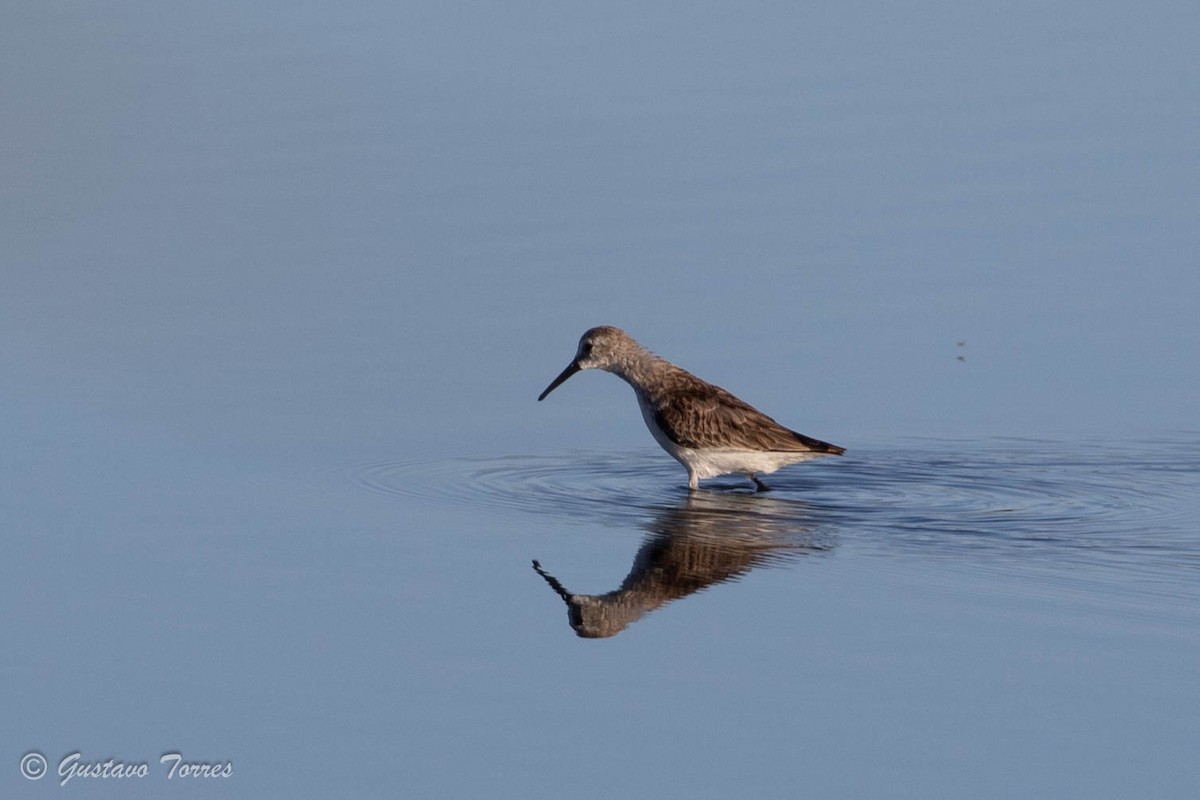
[792,430,845,455]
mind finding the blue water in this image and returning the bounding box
[3,2,1199,798]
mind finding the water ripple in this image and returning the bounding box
[807,438,1200,575]
[352,450,698,526]
[345,436,1200,576]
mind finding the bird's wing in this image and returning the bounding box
[649,378,842,453]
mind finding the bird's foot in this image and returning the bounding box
[751,475,772,492]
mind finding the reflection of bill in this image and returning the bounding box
[533,492,834,638]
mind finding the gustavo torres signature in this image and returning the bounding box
[20,751,232,786]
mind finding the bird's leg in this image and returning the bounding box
[750,474,772,492]
[687,470,699,491]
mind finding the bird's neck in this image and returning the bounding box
[605,348,675,394]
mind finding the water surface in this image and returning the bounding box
[3,1,1199,798]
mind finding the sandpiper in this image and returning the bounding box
[538,326,844,491]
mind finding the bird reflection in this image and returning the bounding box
[532,491,834,638]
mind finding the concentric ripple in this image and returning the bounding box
[351,450,701,526]
[808,437,1200,571]
[344,436,1200,576]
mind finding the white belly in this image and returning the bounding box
[678,447,820,479]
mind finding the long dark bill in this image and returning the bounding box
[537,361,581,401]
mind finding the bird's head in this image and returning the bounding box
[537,325,634,400]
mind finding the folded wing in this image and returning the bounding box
[649,378,844,454]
